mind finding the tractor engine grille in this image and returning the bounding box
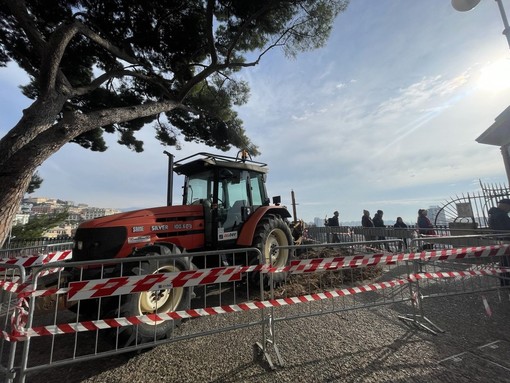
[73,227,127,261]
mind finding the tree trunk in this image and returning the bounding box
[0,94,181,247]
[0,92,68,247]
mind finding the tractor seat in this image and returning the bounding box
[223,200,247,229]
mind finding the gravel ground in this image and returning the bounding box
[15,288,510,383]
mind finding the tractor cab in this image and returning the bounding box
[173,151,271,248]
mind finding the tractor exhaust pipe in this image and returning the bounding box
[164,151,174,206]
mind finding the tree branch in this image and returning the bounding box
[3,0,48,56]
[72,69,174,99]
[54,99,183,136]
[206,0,218,65]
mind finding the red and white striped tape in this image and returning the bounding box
[6,266,508,341]
[0,250,72,268]
[2,244,509,341]
[9,244,510,301]
[66,265,243,301]
[273,245,510,274]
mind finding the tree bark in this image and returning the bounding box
[0,93,181,247]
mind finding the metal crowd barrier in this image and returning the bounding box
[261,236,510,366]
[307,226,510,252]
[0,247,279,383]
[0,263,27,382]
[2,234,509,380]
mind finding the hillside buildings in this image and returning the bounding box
[14,197,121,238]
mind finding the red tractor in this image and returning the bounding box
[70,151,294,344]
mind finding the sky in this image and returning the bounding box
[3,0,510,225]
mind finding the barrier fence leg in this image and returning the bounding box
[5,342,17,383]
[253,265,284,369]
[398,260,444,335]
[16,294,37,383]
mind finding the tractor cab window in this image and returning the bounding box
[185,172,213,205]
[222,170,249,208]
[249,171,265,207]
[219,169,249,229]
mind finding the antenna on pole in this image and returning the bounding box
[164,151,174,206]
[291,190,298,224]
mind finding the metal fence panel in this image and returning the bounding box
[0,263,27,383]
[2,247,278,382]
[261,236,510,366]
[3,234,510,379]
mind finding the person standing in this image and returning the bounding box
[325,210,340,242]
[488,199,510,232]
[488,199,510,286]
[362,210,374,242]
[373,210,390,251]
[417,209,435,250]
[325,211,340,227]
[393,217,408,251]
[362,210,373,228]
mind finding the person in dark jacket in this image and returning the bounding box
[393,217,408,251]
[325,211,340,242]
[361,210,374,242]
[417,209,435,250]
[488,199,510,286]
[417,209,435,235]
[488,199,510,232]
[373,210,390,251]
[325,211,340,227]
[361,210,373,228]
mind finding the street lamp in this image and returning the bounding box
[452,0,510,48]
[455,0,510,186]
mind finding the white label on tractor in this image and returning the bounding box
[127,235,151,244]
[218,231,238,241]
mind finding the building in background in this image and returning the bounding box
[427,205,447,225]
[12,197,122,238]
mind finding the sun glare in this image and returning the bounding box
[478,58,510,91]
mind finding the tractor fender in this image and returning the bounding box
[237,206,291,246]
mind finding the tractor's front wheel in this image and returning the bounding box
[113,245,190,347]
[252,216,293,285]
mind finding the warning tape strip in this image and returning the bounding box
[66,265,244,301]
[14,264,265,299]
[4,266,507,342]
[275,245,510,274]
[0,250,72,269]
[7,244,510,301]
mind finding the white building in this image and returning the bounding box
[427,205,447,225]
[13,213,30,226]
[81,207,121,221]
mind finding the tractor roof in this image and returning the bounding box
[173,152,268,176]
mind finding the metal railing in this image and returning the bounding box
[305,225,507,251]
[2,234,510,380]
[0,247,281,382]
[261,235,510,366]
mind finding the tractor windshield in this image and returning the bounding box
[185,171,213,205]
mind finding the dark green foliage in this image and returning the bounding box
[11,211,69,239]
[26,172,43,194]
[0,0,348,155]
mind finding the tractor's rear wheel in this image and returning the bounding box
[252,216,293,285]
[112,245,190,347]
